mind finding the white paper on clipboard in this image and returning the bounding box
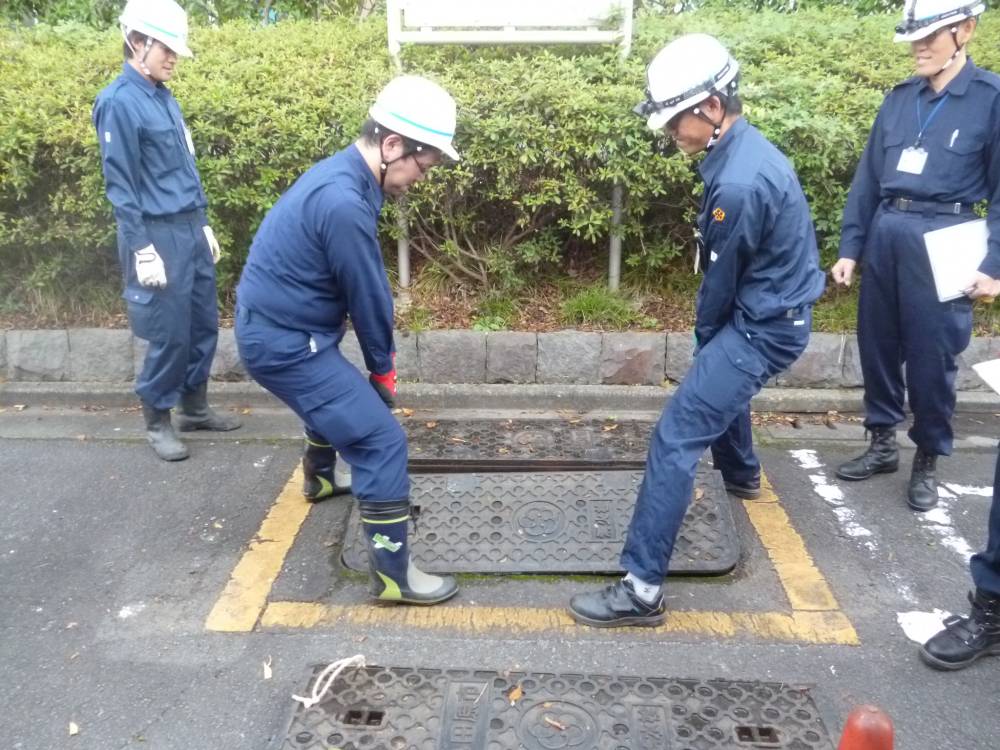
[972,358,1000,396]
[923,219,989,303]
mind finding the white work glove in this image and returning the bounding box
[134,245,167,289]
[203,225,221,265]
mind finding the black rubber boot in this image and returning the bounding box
[141,402,189,462]
[359,499,458,605]
[907,448,939,512]
[920,588,1000,670]
[835,426,898,481]
[302,429,351,502]
[176,382,242,432]
[568,578,666,628]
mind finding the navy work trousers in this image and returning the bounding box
[621,313,810,582]
[857,205,974,456]
[970,444,1000,596]
[235,307,408,504]
[122,213,218,410]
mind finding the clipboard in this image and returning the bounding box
[923,218,989,303]
[973,358,1000,396]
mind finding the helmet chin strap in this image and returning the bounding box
[930,26,965,83]
[375,126,423,189]
[690,100,725,151]
[123,30,154,77]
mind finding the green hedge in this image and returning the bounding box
[2,9,999,317]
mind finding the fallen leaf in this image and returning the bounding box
[505,684,523,705]
[401,408,415,417]
[262,656,272,680]
[497,447,510,454]
[694,488,704,501]
[213,521,224,529]
[240,407,252,415]
[602,423,619,432]
[449,437,468,443]
[69,722,80,736]
[12,404,27,412]
[425,421,438,429]
[544,716,566,731]
[568,418,581,424]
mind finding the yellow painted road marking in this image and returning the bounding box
[260,601,858,645]
[208,465,858,645]
[204,466,311,632]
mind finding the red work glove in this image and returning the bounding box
[369,354,397,408]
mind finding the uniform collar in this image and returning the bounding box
[348,143,384,209]
[121,62,164,98]
[918,57,976,98]
[698,116,748,184]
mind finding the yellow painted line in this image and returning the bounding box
[260,601,858,645]
[744,471,842,613]
[205,467,310,632]
[209,464,858,645]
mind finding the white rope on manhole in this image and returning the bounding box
[292,654,367,710]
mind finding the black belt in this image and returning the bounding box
[890,197,972,215]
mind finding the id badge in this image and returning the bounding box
[897,146,927,175]
[184,126,196,156]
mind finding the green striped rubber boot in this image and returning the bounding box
[302,429,351,502]
[359,500,458,605]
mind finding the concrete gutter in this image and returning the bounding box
[3,380,999,413]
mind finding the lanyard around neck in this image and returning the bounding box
[915,93,950,147]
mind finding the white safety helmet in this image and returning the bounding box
[634,33,740,132]
[120,0,193,58]
[894,0,984,42]
[369,75,460,161]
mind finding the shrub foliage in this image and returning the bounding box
[2,9,999,315]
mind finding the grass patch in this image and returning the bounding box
[398,305,433,332]
[560,285,659,330]
[471,294,517,331]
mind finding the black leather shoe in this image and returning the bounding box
[836,426,898,481]
[920,589,1000,670]
[724,478,761,499]
[569,578,666,628]
[907,448,938,512]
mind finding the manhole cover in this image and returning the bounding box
[404,419,652,469]
[277,665,833,750]
[342,468,739,575]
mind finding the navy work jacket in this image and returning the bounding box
[236,145,395,376]
[92,64,207,253]
[839,59,1000,277]
[694,118,826,346]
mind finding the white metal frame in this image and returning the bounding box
[387,0,634,293]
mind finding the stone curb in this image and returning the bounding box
[3,380,1000,414]
[2,327,997,393]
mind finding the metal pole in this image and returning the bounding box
[608,182,623,292]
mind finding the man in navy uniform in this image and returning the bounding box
[93,0,239,462]
[570,34,825,627]
[235,76,459,606]
[832,0,1000,512]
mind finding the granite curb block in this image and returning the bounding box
[4,381,1000,414]
[1,328,997,391]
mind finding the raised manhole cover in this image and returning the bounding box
[342,468,739,575]
[277,665,833,750]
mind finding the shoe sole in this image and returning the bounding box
[377,585,460,606]
[907,499,939,513]
[177,422,242,433]
[919,644,1000,671]
[569,610,667,628]
[835,464,898,481]
[724,485,761,500]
